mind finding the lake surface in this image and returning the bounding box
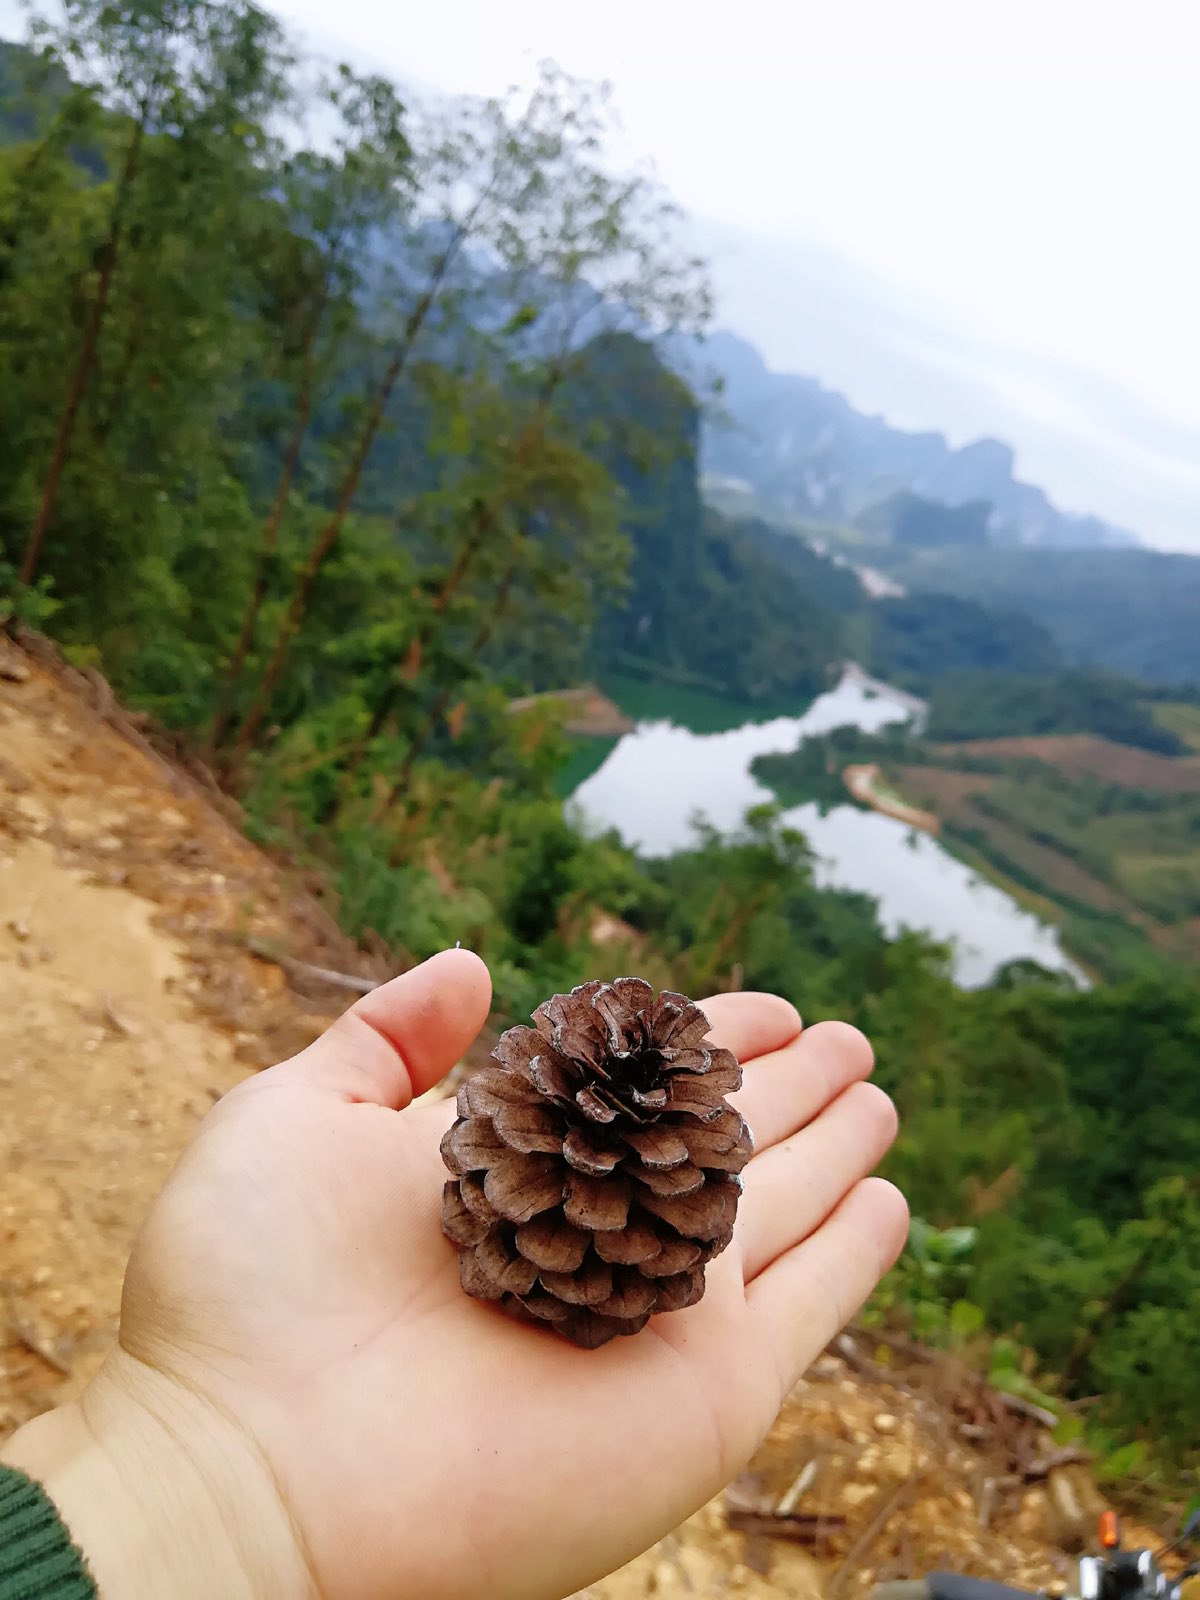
[570,675,1085,988]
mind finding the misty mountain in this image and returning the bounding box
[690,329,1136,550]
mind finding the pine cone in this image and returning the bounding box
[440,977,752,1349]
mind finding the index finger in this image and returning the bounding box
[699,991,802,1064]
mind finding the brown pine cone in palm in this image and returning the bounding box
[440,977,752,1349]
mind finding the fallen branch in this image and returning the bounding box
[827,1470,925,1596]
[776,1457,821,1516]
[840,1330,1060,1431]
[995,1391,1059,1431]
[243,938,381,995]
[834,1332,920,1399]
[1022,1446,1092,1482]
[976,1473,997,1533]
[725,1508,843,1545]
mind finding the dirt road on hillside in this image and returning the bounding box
[0,647,371,1434]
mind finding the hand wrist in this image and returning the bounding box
[1,1352,315,1600]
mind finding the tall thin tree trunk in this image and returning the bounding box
[225,238,466,769]
[208,383,315,751]
[693,888,770,995]
[19,115,145,588]
[209,255,342,753]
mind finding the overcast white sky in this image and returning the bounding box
[7,0,1199,547]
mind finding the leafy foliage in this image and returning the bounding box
[867,592,1061,692]
[877,544,1200,688]
[928,669,1189,754]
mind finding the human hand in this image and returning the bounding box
[2,950,907,1599]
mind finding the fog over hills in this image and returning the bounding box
[686,219,1200,554]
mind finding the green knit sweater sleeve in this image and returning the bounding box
[0,1465,95,1600]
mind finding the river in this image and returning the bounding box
[570,673,1085,988]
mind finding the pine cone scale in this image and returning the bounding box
[491,1101,563,1154]
[457,1066,538,1117]
[442,1182,491,1247]
[594,1269,658,1321]
[562,1127,620,1175]
[575,1087,619,1123]
[638,1234,702,1276]
[563,1172,632,1231]
[620,1126,691,1167]
[540,1261,612,1306]
[441,1118,505,1173]
[482,1154,564,1223]
[442,980,752,1347]
[637,1179,738,1242]
[513,1212,591,1272]
[632,1159,706,1197]
[529,1053,579,1100]
[592,1216,663,1265]
[653,1268,706,1313]
[458,1172,501,1224]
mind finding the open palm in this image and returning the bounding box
[82,950,906,1600]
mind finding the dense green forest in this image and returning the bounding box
[1,5,1198,1495]
[865,592,1062,693]
[869,543,1200,688]
[926,669,1192,754]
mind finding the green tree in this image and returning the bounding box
[15,0,289,589]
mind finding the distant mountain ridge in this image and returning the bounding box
[690,329,1137,550]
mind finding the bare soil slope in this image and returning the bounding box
[0,643,367,1433]
[941,736,1200,793]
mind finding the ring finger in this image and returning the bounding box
[736,1080,899,1281]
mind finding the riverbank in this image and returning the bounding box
[575,671,1082,986]
[509,685,634,737]
[839,662,928,722]
[843,763,939,833]
[878,742,1200,981]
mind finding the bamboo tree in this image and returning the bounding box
[385,557,523,820]
[221,235,464,769]
[343,376,565,770]
[220,93,516,768]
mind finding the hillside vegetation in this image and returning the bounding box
[755,716,1200,979]
[875,543,1200,689]
[1,4,1198,1509]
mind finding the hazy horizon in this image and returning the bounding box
[5,0,1198,550]
[261,0,1200,553]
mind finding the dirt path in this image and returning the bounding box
[844,763,940,834]
[0,650,369,1434]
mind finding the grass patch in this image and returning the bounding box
[1152,701,1200,752]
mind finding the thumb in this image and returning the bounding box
[278,947,492,1108]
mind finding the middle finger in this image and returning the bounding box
[730,1020,876,1153]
